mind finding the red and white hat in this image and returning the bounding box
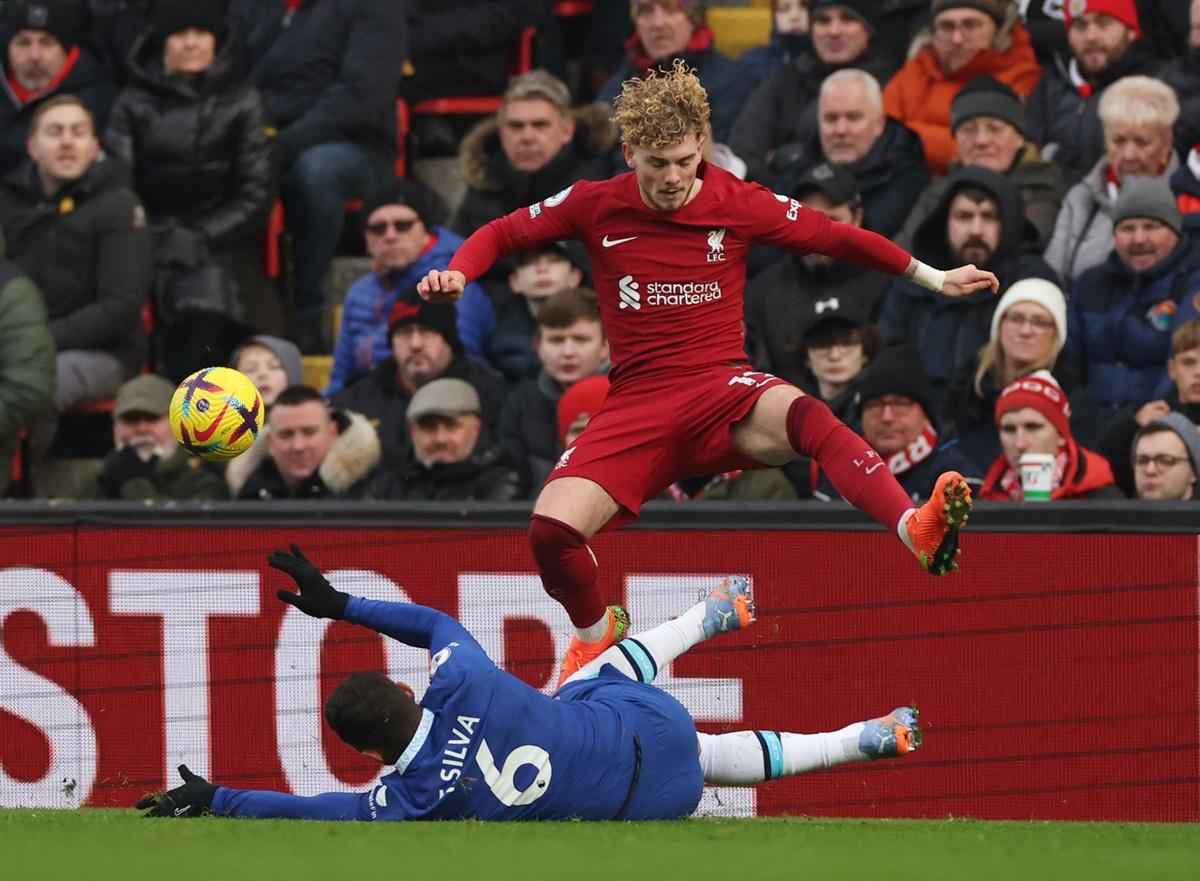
[995,370,1072,439]
[1062,0,1141,38]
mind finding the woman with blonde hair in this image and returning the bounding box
[941,277,1100,470]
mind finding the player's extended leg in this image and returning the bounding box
[561,576,755,688]
[697,707,922,784]
[731,386,972,575]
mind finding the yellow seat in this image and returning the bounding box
[302,355,334,393]
[707,7,772,59]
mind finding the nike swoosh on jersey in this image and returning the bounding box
[601,235,637,248]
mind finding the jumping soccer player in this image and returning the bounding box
[137,546,922,822]
[418,62,993,685]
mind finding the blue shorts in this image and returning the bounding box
[557,667,704,819]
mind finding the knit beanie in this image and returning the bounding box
[387,289,463,353]
[930,0,1009,25]
[362,178,443,229]
[989,278,1068,354]
[231,335,304,387]
[995,370,1072,439]
[152,0,226,41]
[630,1,705,25]
[1112,176,1182,235]
[1139,412,1200,477]
[854,345,935,422]
[808,0,880,32]
[1062,0,1140,38]
[557,375,610,446]
[951,76,1025,136]
[2,0,87,51]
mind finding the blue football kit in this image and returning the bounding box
[212,597,705,821]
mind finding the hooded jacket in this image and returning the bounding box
[979,436,1120,500]
[879,166,1058,404]
[0,154,152,372]
[369,431,523,502]
[230,409,382,499]
[1068,235,1200,416]
[882,9,1041,175]
[451,103,618,237]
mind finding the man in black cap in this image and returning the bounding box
[327,178,496,394]
[745,162,890,386]
[0,0,118,174]
[330,289,509,467]
[815,345,981,502]
[898,76,1066,250]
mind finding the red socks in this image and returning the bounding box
[529,514,607,628]
[786,395,913,530]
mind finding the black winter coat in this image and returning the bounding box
[370,436,524,502]
[0,47,118,176]
[496,370,573,495]
[0,156,151,372]
[1159,50,1200,163]
[105,32,276,325]
[227,0,407,171]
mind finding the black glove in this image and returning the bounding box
[269,544,348,619]
[136,764,216,818]
[154,224,205,269]
[98,445,158,496]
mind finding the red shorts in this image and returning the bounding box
[546,364,789,528]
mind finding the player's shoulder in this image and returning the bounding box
[701,164,791,224]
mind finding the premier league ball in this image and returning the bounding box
[169,366,264,461]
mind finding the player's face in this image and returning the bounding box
[998,303,1058,371]
[1168,347,1200,404]
[1114,217,1179,273]
[391,324,454,388]
[27,103,100,186]
[955,116,1024,172]
[499,98,575,172]
[410,412,482,466]
[861,394,928,458]
[998,407,1064,469]
[931,9,996,74]
[163,28,217,76]
[775,0,808,34]
[114,412,175,461]
[7,30,67,91]
[1068,13,1133,77]
[624,133,704,213]
[1134,431,1195,500]
[235,344,289,408]
[810,8,870,65]
[1104,122,1173,182]
[537,319,608,384]
[509,253,582,314]
[946,193,1000,267]
[634,1,695,60]
[365,205,429,271]
[818,79,884,164]
[266,401,338,484]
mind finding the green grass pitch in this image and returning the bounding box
[4,809,1199,881]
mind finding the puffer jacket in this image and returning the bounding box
[0,155,151,372]
[369,434,524,502]
[1068,236,1200,415]
[882,9,1041,175]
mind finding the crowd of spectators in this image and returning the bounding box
[3,0,1200,507]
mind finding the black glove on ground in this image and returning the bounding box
[136,764,216,818]
[269,544,349,619]
[98,446,158,496]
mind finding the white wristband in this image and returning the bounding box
[911,260,946,293]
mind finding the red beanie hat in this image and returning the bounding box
[994,370,1072,440]
[557,375,610,446]
[1062,0,1140,38]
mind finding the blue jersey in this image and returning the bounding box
[212,597,703,821]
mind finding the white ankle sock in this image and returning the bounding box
[696,723,869,784]
[897,508,916,552]
[576,610,612,643]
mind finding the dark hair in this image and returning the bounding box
[948,184,997,210]
[792,320,883,358]
[272,385,325,408]
[324,671,409,752]
[537,288,601,331]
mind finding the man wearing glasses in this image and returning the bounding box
[1131,413,1200,501]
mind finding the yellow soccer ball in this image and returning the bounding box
[170,366,265,461]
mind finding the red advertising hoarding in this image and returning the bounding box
[1,525,1197,821]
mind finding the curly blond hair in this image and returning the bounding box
[611,59,710,149]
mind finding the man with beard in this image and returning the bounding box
[745,162,889,385]
[330,291,509,467]
[84,375,227,500]
[879,165,1058,408]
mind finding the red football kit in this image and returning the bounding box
[449,162,914,522]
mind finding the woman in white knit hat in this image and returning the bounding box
[940,277,1101,470]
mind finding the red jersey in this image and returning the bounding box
[449,163,912,383]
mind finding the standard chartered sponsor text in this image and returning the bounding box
[644,280,722,306]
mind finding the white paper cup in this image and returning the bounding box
[1019,453,1055,501]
